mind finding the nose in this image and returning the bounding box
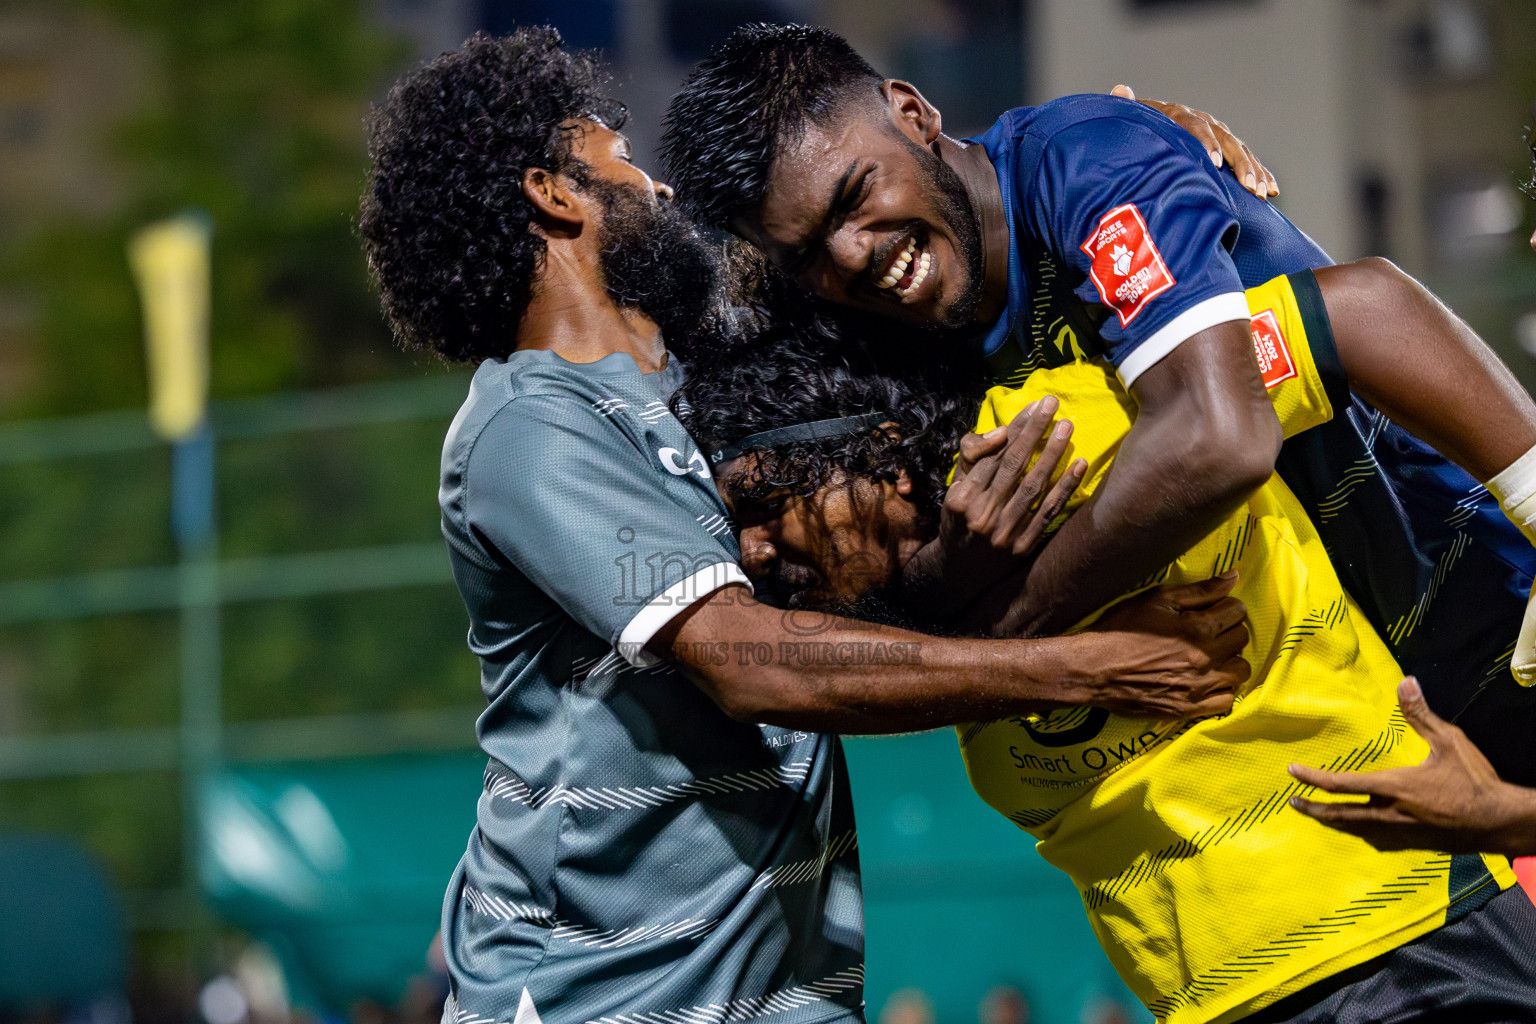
[823,223,876,284]
[738,528,778,581]
[654,180,675,203]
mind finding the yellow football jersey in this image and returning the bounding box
[958,274,1515,1024]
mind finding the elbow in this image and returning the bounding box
[704,677,770,724]
[1331,256,1416,306]
[695,665,801,725]
[715,690,771,724]
[1232,414,1284,491]
[1189,407,1283,503]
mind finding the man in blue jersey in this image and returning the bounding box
[661,24,1536,785]
[357,28,1250,1024]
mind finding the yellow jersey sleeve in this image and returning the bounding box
[962,272,1336,497]
[1245,272,1334,439]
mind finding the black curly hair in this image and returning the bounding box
[661,23,885,229]
[360,28,626,362]
[674,269,982,525]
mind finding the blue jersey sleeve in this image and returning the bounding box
[1027,115,1252,388]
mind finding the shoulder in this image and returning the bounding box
[444,359,647,495]
[1027,94,1181,141]
[973,98,1187,165]
[1006,95,1207,180]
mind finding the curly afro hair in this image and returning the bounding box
[360,28,626,362]
[674,254,982,524]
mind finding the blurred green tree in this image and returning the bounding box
[0,0,477,952]
[1,0,419,420]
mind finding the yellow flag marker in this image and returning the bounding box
[130,213,211,441]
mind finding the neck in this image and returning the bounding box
[936,134,1009,328]
[513,242,669,373]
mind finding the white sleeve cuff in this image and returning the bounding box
[1115,292,1252,390]
[616,562,753,667]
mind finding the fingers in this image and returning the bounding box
[1140,97,1221,167]
[1009,457,1086,557]
[954,428,1008,480]
[1187,116,1222,168]
[992,419,1075,545]
[964,400,1060,536]
[1287,762,1394,798]
[1511,588,1536,683]
[1212,121,1267,199]
[1202,613,1251,664]
[1155,571,1240,611]
[1110,84,1136,100]
[1185,691,1236,719]
[966,400,1047,497]
[1394,676,1452,745]
[1288,795,1418,828]
[1189,113,1278,198]
[1185,593,1248,642]
[1217,652,1251,690]
[945,428,1011,517]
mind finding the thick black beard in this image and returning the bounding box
[804,581,928,633]
[898,133,986,331]
[587,179,722,358]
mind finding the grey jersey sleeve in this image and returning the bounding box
[461,392,749,666]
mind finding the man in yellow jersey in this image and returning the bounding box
[674,266,1536,1023]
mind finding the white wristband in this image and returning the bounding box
[1487,442,1536,548]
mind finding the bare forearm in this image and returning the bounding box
[1001,448,1226,636]
[999,323,1281,637]
[653,587,1097,733]
[1318,258,1536,481]
[652,583,1249,733]
[1492,784,1536,858]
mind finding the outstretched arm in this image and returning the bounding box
[650,575,1248,735]
[1318,258,1536,681]
[1315,258,1536,482]
[1290,676,1536,857]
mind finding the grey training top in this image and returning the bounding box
[437,349,864,1024]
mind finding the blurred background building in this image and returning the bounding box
[1,2,1533,1023]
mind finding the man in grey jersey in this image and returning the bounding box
[359,29,1249,1024]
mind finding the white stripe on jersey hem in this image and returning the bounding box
[617,562,753,668]
[486,759,814,811]
[463,884,721,949]
[750,830,859,890]
[583,965,865,1024]
[1115,292,1251,390]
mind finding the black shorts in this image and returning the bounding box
[1245,885,1536,1023]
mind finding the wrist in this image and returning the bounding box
[1004,634,1093,710]
[1488,443,1536,547]
[1027,633,1111,707]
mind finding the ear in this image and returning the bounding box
[894,466,915,498]
[522,166,585,236]
[882,80,942,146]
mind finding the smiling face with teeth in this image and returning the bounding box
[732,83,987,329]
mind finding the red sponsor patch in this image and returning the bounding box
[1079,203,1177,327]
[1249,308,1297,389]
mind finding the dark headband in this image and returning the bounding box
[706,412,891,465]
